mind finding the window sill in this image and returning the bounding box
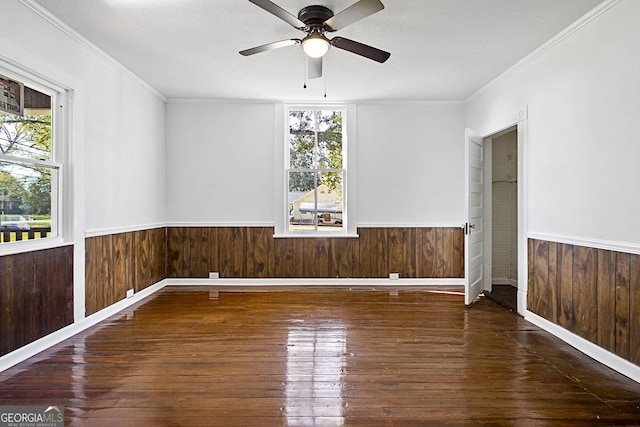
[0,237,72,257]
[273,233,359,239]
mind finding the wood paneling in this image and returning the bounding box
[421,227,438,277]
[528,238,640,367]
[572,246,597,341]
[166,226,465,279]
[597,249,616,352]
[529,239,549,319]
[403,228,418,278]
[246,226,273,278]
[166,227,188,276]
[548,242,558,322]
[0,246,73,357]
[388,227,403,274]
[133,228,166,292]
[615,253,630,360]
[630,255,640,365]
[85,228,165,316]
[558,243,574,330]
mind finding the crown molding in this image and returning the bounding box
[19,0,167,103]
[465,0,620,105]
[167,98,465,106]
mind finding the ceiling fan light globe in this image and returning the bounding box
[302,36,330,58]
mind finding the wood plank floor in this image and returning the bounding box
[1,286,639,426]
[484,284,517,312]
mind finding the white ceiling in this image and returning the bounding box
[31,0,603,102]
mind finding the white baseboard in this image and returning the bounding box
[525,310,640,383]
[492,278,518,287]
[165,277,465,287]
[517,288,528,316]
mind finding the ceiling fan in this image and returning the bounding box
[240,0,390,79]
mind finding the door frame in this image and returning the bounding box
[474,107,528,316]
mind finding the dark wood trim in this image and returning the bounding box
[528,238,640,366]
[166,226,464,279]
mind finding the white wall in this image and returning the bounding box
[165,102,466,227]
[2,1,167,235]
[83,80,166,233]
[3,0,167,321]
[356,104,466,226]
[465,0,640,248]
[165,102,276,224]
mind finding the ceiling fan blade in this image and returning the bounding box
[248,0,305,29]
[324,0,384,31]
[308,57,323,79]
[239,39,300,56]
[331,37,390,63]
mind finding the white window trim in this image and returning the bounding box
[274,103,357,238]
[0,59,71,256]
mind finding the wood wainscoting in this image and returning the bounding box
[166,226,464,279]
[85,228,166,316]
[528,238,640,366]
[0,245,73,357]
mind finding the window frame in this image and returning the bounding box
[0,61,69,255]
[277,104,357,238]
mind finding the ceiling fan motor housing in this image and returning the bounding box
[298,5,334,31]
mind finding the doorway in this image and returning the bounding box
[485,126,518,311]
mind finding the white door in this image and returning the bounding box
[464,129,485,305]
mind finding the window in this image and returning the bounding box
[286,107,346,235]
[0,69,63,247]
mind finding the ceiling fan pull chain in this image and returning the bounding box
[303,57,308,89]
[324,64,327,98]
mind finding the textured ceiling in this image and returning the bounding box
[31,0,603,101]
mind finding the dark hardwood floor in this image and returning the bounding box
[1,286,639,426]
[484,284,518,312]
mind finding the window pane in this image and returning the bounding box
[287,170,344,232]
[0,160,54,243]
[288,170,316,231]
[316,111,342,169]
[289,111,315,169]
[0,87,52,162]
[317,170,343,230]
[289,110,342,169]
